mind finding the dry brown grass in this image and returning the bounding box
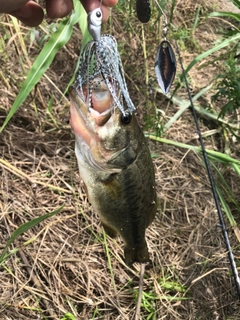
[1,0,240,319]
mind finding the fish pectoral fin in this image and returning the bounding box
[124,242,150,265]
[102,222,118,238]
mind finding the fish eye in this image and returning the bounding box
[121,112,132,125]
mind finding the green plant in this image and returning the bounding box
[173,5,201,51]
[0,0,83,133]
[207,1,240,119]
[148,134,240,239]
[61,312,76,320]
[0,206,64,265]
[183,0,240,77]
[133,290,158,320]
[212,54,240,119]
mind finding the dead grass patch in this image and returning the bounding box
[0,0,240,319]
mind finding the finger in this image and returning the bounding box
[0,0,29,13]
[102,0,118,7]
[46,0,73,19]
[9,2,44,27]
[81,0,118,22]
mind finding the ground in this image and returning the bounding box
[0,0,240,319]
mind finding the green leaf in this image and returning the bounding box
[0,205,64,264]
[161,84,213,131]
[77,1,92,49]
[209,11,240,22]
[219,100,234,118]
[64,0,92,94]
[217,186,236,227]
[231,0,240,9]
[147,136,240,167]
[184,33,240,75]
[0,1,81,133]
[61,313,76,320]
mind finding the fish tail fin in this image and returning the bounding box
[124,241,150,265]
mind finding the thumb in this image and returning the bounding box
[9,2,44,27]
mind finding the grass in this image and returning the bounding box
[0,206,64,266]
[0,0,81,133]
[0,0,240,318]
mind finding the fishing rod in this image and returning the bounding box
[175,41,240,299]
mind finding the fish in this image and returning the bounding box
[69,77,157,265]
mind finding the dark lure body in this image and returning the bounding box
[136,0,151,23]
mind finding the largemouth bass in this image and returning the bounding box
[69,77,157,265]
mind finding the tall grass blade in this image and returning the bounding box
[192,5,200,32]
[216,186,236,227]
[216,187,240,242]
[210,161,240,210]
[0,205,64,264]
[78,2,92,50]
[148,136,240,166]
[161,85,212,131]
[165,91,239,130]
[0,0,81,133]
[184,33,240,75]
[149,135,240,241]
[231,0,240,8]
[232,163,240,175]
[209,11,240,22]
[209,161,240,236]
[64,1,92,93]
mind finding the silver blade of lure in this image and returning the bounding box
[154,2,176,94]
[155,40,176,94]
[75,8,135,115]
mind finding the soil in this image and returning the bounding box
[0,0,240,319]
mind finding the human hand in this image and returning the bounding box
[0,0,118,27]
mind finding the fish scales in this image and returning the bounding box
[70,77,157,265]
[82,126,156,263]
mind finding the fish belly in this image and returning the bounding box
[76,143,157,265]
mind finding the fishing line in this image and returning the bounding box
[175,40,240,299]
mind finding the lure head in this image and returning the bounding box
[88,8,102,41]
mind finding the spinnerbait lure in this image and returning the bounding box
[75,7,135,116]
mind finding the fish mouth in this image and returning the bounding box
[69,77,122,172]
[69,77,116,145]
